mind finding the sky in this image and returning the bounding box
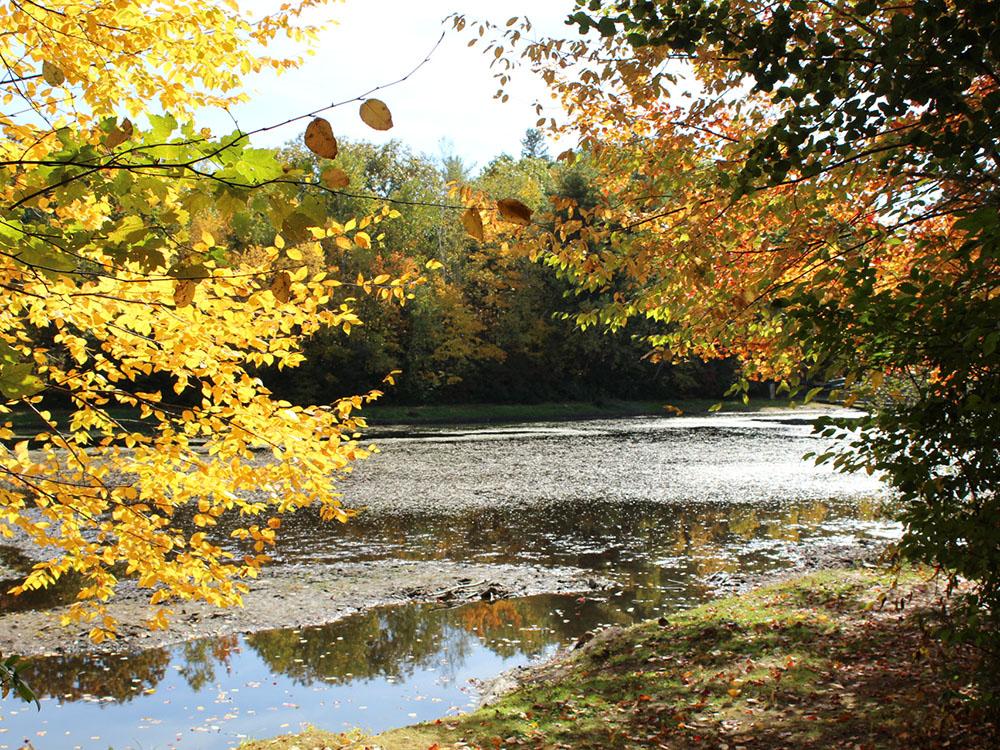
[210,0,582,171]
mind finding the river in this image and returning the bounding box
[1,408,897,749]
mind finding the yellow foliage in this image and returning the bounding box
[0,0,424,639]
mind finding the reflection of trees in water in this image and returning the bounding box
[176,634,239,691]
[284,497,869,604]
[245,603,472,686]
[19,595,646,708]
[20,634,241,703]
[460,600,522,637]
[298,497,865,573]
[245,593,652,687]
[13,496,888,704]
[22,648,170,702]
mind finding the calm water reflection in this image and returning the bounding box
[3,411,897,749]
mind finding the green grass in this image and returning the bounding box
[242,568,995,750]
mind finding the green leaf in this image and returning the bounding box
[145,113,178,144]
[16,242,76,273]
[803,386,823,404]
[234,148,284,184]
[984,331,998,356]
[107,215,148,245]
[0,362,45,399]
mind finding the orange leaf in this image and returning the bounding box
[173,279,197,307]
[321,166,350,189]
[304,117,338,159]
[461,207,484,241]
[497,198,532,226]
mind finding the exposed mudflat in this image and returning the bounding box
[0,559,604,657]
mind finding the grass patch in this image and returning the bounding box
[250,568,997,749]
[237,728,369,750]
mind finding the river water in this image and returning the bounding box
[2,409,897,749]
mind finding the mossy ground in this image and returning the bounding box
[240,568,997,750]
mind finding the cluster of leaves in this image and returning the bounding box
[0,0,432,645]
[454,0,1000,664]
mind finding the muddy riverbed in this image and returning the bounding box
[0,559,605,658]
[0,407,899,749]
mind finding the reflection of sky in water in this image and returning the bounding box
[4,410,898,749]
[10,611,539,748]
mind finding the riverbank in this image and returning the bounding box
[361,398,797,427]
[0,559,605,657]
[5,398,802,438]
[242,567,996,750]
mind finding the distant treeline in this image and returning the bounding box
[224,132,738,406]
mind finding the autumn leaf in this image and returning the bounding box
[359,98,393,131]
[106,119,134,149]
[461,207,485,241]
[497,198,532,226]
[304,117,338,159]
[42,61,65,86]
[173,280,198,308]
[270,271,292,303]
[321,166,350,189]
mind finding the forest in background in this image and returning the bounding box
[224,130,736,406]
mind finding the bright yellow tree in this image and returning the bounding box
[0,0,421,641]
